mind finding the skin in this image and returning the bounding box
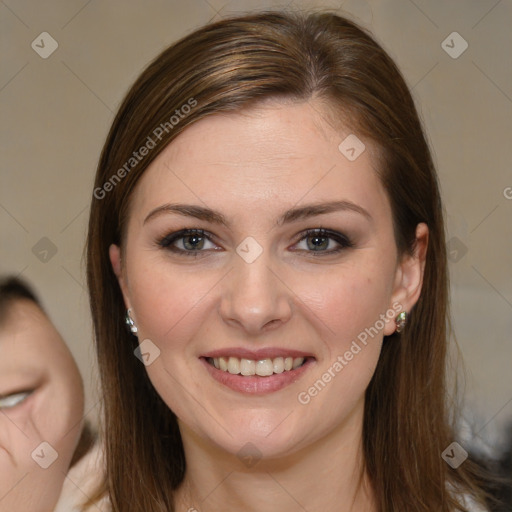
[111,99,428,511]
[0,300,84,512]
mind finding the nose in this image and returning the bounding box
[219,254,293,335]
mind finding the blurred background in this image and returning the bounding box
[1,0,511,468]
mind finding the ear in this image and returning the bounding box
[109,244,131,310]
[384,223,429,335]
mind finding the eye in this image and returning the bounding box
[158,229,219,255]
[293,228,353,254]
[0,390,32,410]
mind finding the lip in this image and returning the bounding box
[200,355,316,395]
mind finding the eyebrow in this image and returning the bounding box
[143,200,372,227]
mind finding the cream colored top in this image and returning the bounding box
[54,442,109,512]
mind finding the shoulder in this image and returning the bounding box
[54,441,110,512]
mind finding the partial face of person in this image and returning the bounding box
[111,100,426,458]
[0,300,84,512]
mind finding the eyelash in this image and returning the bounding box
[0,390,32,410]
[158,228,353,257]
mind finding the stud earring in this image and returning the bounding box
[395,311,407,333]
[125,308,138,335]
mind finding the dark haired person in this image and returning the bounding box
[0,277,93,511]
[85,10,493,512]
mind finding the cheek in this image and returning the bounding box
[291,262,392,411]
[297,261,394,346]
[0,407,70,512]
[128,257,217,346]
[38,383,84,460]
[0,417,28,476]
[127,259,227,424]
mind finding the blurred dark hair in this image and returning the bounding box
[471,425,512,511]
[0,275,42,324]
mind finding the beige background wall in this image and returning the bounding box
[1,0,511,452]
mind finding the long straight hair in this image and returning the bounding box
[86,10,489,511]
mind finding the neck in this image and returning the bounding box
[174,399,376,512]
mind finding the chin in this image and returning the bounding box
[184,409,312,463]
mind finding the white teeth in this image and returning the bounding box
[228,357,240,374]
[256,359,274,377]
[240,359,255,376]
[209,356,306,376]
[273,357,284,374]
[292,357,303,369]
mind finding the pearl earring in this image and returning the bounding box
[125,308,138,335]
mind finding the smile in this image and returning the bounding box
[207,356,307,376]
[200,351,315,394]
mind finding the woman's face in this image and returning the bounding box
[111,100,426,459]
[0,300,84,511]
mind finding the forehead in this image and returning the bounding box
[130,100,389,224]
[0,300,62,355]
[0,300,76,388]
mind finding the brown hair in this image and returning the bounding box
[86,10,490,511]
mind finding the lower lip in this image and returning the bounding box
[200,357,315,394]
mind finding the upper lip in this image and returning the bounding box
[201,348,315,360]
